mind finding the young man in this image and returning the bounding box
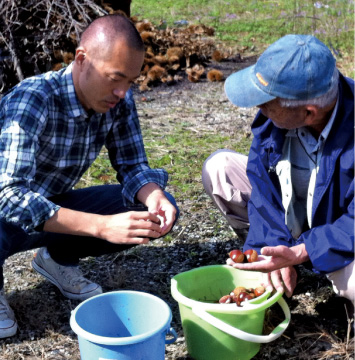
[0,14,178,338]
[202,35,354,305]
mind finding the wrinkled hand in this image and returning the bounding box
[98,211,163,244]
[226,244,309,272]
[226,244,309,297]
[261,267,298,297]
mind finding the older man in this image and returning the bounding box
[202,35,354,305]
[0,14,178,338]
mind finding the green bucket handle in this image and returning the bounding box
[191,295,290,344]
[171,278,291,344]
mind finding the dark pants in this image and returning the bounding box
[0,185,179,289]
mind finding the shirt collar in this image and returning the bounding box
[60,63,87,119]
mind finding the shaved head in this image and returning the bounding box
[79,14,144,60]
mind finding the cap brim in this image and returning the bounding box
[224,65,276,108]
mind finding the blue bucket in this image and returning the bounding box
[70,290,177,360]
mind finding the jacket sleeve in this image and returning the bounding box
[301,195,354,274]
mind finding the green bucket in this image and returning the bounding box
[171,265,290,360]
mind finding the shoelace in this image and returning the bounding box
[59,266,92,287]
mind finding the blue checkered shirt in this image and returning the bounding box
[0,64,168,233]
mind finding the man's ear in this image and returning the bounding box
[75,47,86,65]
[304,105,318,123]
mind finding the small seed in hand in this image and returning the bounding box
[243,249,258,263]
[229,249,245,263]
[157,214,164,226]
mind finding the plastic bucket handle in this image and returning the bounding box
[165,327,178,344]
[192,296,290,344]
[172,277,283,315]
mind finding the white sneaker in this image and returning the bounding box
[32,248,102,301]
[0,289,17,338]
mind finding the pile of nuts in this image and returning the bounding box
[219,285,265,307]
[219,248,264,306]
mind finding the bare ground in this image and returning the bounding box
[1,57,354,359]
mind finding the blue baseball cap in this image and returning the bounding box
[224,34,336,107]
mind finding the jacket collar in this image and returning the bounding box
[250,73,354,167]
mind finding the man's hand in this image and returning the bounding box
[226,244,309,297]
[136,183,177,235]
[43,207,164,244]
[43,183,176,243]
[97,211,164,244]
[261,266,298,297]
[226,244,309,271]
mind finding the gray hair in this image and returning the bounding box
[279,68,339,108]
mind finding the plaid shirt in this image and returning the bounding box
[0,64,168,233]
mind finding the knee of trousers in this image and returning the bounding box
[202,149,247,195]
[0,219,34,265]
[327,260,355,305]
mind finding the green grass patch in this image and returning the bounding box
[144,127,251,199]
[132,0,354,76]
[77,127,252,200]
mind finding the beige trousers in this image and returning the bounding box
[202,149,251,231]
[202,149,355,305]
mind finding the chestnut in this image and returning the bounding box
[243,249,258,263]
[245,290,255,299]
[233,286,247,297]
[219,295,232,304]
[254,286,265,297]
[230,294,238,303]
[236,291,254,307]
[229,249,245,263]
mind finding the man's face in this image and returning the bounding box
[257,99,307,130]
[75,41,144,113]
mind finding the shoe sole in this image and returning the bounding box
[31,259,102,301]
[0,322,17,339]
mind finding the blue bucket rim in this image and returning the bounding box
[70,290,172,346]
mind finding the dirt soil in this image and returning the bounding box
[1,57,354,360]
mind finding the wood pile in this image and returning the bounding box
[0,0,231,93]
[133,19,228,91]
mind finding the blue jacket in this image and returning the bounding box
[244,74,354,274]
